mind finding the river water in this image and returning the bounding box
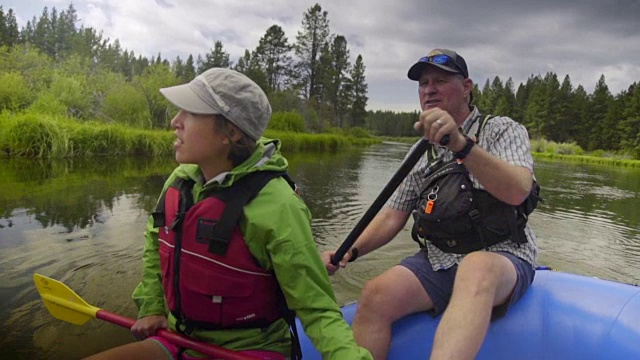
[1,141,639,359]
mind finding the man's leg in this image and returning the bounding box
[352,265,433,359]
[430,251,525,360]
[353,248,458,360]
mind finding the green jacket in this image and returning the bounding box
[132,138,372,359]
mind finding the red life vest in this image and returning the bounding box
[153,173,287,331]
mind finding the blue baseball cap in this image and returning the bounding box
[408,48,469,80]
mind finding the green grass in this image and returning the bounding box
[532,152,640,167]
[0,111,174,158]
[370,136,640,167]
[0,110,381,158]
[10,109,635,168]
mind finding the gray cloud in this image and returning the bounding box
[154,0,174,9]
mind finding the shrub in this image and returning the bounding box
[101,82,151,128]
[269,111,305,132]
[530,139,547,153]
[346,127,372,138]
[544,142,558,154]
[29,93,68,117]
[0,72,33,110]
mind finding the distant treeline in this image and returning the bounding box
[369,74,639,158]
[0,4,638,159]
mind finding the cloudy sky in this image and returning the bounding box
[3,0,640,112]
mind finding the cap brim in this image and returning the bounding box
[159,84,220,114]
[407,62,460,81]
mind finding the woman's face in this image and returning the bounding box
[170,110,230,173]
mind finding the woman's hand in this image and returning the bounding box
[131,315,168,340]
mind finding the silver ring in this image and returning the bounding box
[435,120,443,126]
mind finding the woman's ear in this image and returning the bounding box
[228,125,245,143]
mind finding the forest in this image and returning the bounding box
[0,3,638,159]
[371,73,640,159]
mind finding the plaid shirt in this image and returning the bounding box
[387,107,538,271]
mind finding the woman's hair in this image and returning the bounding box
[213,115,257,166]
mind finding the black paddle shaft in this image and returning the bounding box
[330,135,448,265]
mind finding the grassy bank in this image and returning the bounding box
[5,111,634,168]
[532,152,640,167]
[0,112,173,158]
[377,136,640,168]
[0,111,380,158]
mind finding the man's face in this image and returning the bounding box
[417,66,470,114]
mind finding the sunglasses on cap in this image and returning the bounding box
[419,54,468,78]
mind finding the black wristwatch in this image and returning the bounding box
[348,247,359,262]
[454,136,475,160]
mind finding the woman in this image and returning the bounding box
[86,68,371,360]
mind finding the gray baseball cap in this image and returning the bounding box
[160,68,271,141]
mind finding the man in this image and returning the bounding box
[323,49,538,360]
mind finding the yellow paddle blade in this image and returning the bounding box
[34,273,100,325]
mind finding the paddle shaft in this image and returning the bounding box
[96,310,259,360]
[330,137,440,265]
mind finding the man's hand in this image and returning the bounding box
[321,250,354,276]
[415,108,466,152]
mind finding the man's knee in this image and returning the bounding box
[359,275,392,313]
[453,252,519,307]
[358,266,434,323]
[456,252,516,293]
[459,251,513,276]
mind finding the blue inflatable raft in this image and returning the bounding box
[298,270,640,359]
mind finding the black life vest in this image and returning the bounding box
[411,115,542,254]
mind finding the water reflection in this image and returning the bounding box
[0,144,639,359]
[530,159,640,285]
[0,158,174,237]
[0,157,176,358]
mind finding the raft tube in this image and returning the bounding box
[298,270,640,359]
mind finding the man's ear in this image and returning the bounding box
[464,78,473,94]
[463,78,474,101]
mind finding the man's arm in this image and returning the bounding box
[417,108,533,206]
[324,207,411,269]
[458,144,533,205]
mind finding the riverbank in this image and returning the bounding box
[379,136,640,168]
[0,111,380,158]
[532,152,640,167]
[2,111,636,168]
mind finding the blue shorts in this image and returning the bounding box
[399,249,535,319]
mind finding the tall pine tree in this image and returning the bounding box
[294,3,330,100]
[350,55,368,128]
[200,40,231,71]
[255,25,292,92]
